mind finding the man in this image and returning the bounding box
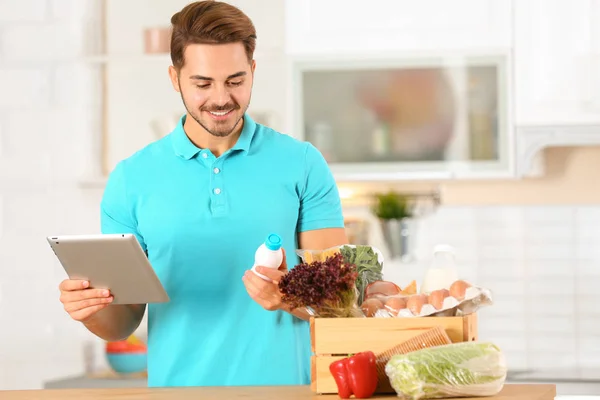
[58,0,347,388]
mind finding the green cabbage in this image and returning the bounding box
[385,342,507,399]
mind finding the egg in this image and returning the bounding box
[360,298,384,317]
[384,296,407,316]
[407,294,428,315]
[365,280,402,298]
[428,289,450,310]
[449,280,472,300]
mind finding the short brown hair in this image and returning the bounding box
[170,1,257,70]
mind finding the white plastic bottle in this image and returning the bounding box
[251,233,284,281]
[420,244,459,293]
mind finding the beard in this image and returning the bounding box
[179,90,250,138]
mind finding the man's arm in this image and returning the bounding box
[91,160,147,340]
[297,227,348,250]
[285,143,351,321]
[83,304,146,342]
[242,143,349,321]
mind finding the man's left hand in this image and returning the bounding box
[242,250,289,312]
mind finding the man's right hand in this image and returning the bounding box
[59,279,113,322]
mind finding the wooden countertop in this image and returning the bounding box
[0,383,556,399]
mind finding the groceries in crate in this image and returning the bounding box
[279,251,364,318]
[361,279,493,318]
[329,351,379,399]
[279,244,385,318]
[327,326,507,399]
[297,244,384,305]
[288,243,492,318]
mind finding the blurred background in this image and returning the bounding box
[0,0,599,396]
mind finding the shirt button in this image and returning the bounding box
[214,188,221,195]
[202,153,208,159]
[213,167,220,174]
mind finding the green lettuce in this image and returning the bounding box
[339,245,383,305]
[385,342,507,399]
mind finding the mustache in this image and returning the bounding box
[202,103,239,112]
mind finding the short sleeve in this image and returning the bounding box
[297,143,345,233]
[100,161,147,252]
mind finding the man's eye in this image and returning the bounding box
[196,84,210,89]
[228,81,242,86]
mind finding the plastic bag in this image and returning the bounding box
[385,342,507,399]
[296,244,385,307]
[361,280,493,318]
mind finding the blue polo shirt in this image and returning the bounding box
[100,114,344,387]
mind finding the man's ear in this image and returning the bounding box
[168,65,180,93]
[251,59,256,75]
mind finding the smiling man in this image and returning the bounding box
[57,0,347,389]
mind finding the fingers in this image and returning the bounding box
[64,296,113,313]
[69,304,110,322]
[59,279,89,291]
[254,266,285,284]
[242,271,282,311]
[60,288,111,305]
[58,279,113,322]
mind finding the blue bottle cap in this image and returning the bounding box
[265,233,282,250]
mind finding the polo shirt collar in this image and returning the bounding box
[172,113,257,160]
[231,113,256,153]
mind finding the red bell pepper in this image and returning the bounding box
[329,351,378,399]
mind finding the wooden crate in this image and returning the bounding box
[310,313,478,394]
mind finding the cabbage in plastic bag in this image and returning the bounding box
[385,342,507,399]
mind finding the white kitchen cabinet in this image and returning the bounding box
[287,52,515,181]
[514,0,600,126]
[285,0,513,55]
[284,0,515,181]
[513,0,600,177]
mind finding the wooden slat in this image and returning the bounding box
[463,312,478,341]
[312,315,475,355]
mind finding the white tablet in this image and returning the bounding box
[47,234,169,305]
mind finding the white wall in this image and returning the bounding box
[415,206,600,371]
[0,0,118,390]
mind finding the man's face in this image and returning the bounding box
[169,42,255,137]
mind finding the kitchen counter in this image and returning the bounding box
[508,368,600,383]
[2,384,556,399]
[43,373,147,389]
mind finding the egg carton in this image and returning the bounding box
[370,281,493,318]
